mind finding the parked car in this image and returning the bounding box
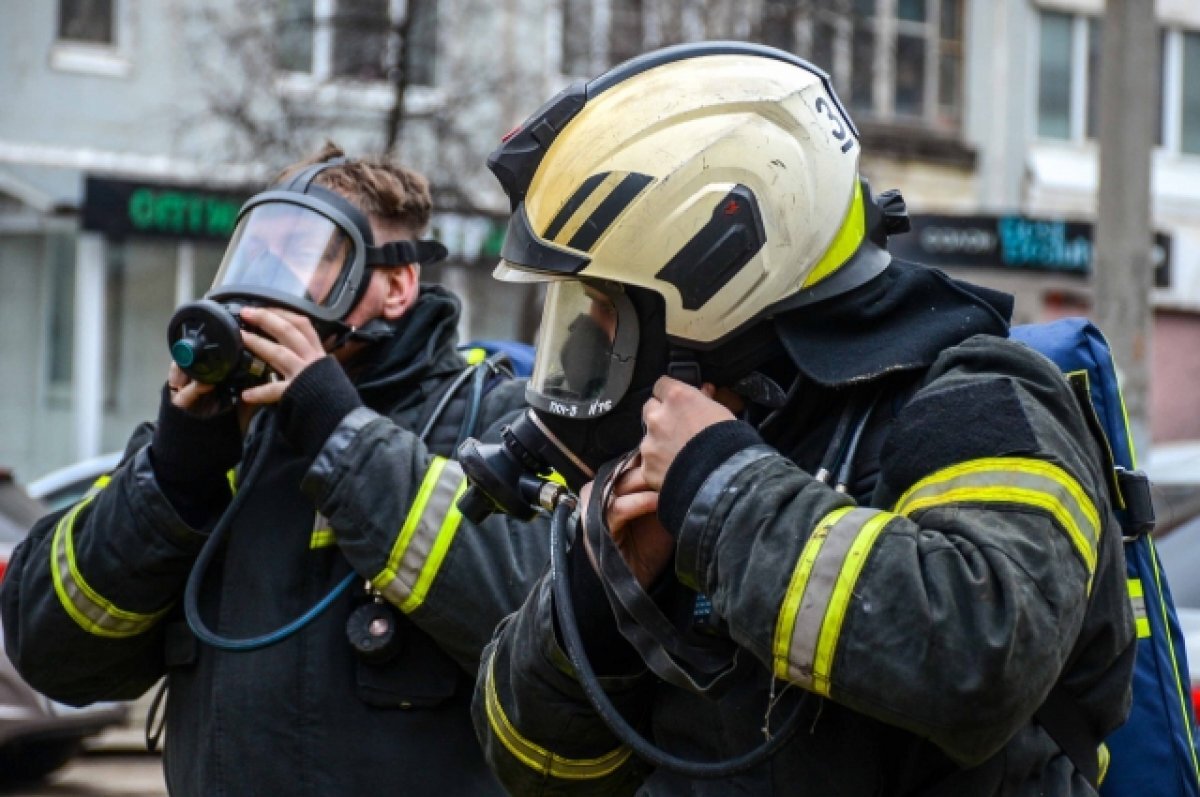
[26,451,122,511]
[0,468,128,783]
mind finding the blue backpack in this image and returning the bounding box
[1012,318,1200,795]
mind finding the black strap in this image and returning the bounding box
[583,455,741,697]
[366,239,449,268]
[1034,682,1100,787]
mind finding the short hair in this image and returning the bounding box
[275,141,433,237]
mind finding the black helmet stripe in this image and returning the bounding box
[543,172,608,241]
[565,172,654,252]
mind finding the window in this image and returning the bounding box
[277,0,438,86]
[839,0,963,130]
[561,0,592,76]
[58,0,114,45]
[52,0,129,76]
[44,235,76,392]
[1174,30,1200,155]
[1036,11,1103,143]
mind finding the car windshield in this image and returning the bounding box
[0,475,46,546]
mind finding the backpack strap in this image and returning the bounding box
[416,352,514,446]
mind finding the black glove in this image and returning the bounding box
[149,385,243,529]
[277,356,363,462]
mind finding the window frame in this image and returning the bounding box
[276,0,441,105]
[848,0,965,132]
[50,0,133,79]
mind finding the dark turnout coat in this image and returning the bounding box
[2,287,548,797]
[475,330,1135,796]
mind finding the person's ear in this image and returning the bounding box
[379,264,419,320]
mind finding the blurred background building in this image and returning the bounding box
[1,0,1198,483]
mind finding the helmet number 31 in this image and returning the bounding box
[815,96,855,155]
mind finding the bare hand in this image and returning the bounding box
[238,306,328,405]
[581,460,675,589]
[640,377,736,490]
[167,362,224,416]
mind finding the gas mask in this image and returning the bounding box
[457,282,674,521]
[166,157,447,391]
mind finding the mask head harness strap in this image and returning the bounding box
[277,156,449,271]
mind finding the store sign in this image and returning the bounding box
[888,214,1171,288]
[82,176,249,242]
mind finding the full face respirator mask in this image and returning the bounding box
[166,157,448,395]
[457,283,685,522]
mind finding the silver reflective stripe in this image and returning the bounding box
[373,457,467,613]
[781,507,885,690]
[51,497,169,638]
[893,457,1099,578]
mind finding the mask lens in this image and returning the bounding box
[530,281,624,407]
[213,203,355,308]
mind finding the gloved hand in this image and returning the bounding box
[150,379,243,529]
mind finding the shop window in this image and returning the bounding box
[278,0,437,86]
[44,236,76,395]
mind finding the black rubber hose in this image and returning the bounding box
[548,500,807,779]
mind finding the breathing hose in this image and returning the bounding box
[183,411,356,652]
[548,499,808,778]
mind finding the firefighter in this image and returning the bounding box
[1,143,547,796]
[471,43,1135,795]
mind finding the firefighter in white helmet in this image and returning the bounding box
[471,42,1133,796]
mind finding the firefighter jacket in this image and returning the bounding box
[473,332,1136,796]
[2,286,549,797]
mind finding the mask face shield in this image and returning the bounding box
[208,192,370,323]
[526,279,639,419]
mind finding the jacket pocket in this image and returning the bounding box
[354,617,460,709]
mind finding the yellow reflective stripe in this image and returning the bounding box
[776,507,896,694]
[85,474,111,498]
[226,468,237,494]
[310,529,336,549]
[398,480,467,613]
[372,457,467,612]
[1147,539,1200,782]
[802,180,865,288]
[378,457,449,580]
[1098,742,1111,785]
[1129,578,1150,638]
[550,172,627,247]
[893,457,1099,582]
[51,496,169,638]
[811,511,895,696]
[773,506,853,679]
[483,650,631,780]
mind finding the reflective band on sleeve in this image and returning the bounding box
[371,457,468,613]
[50,496,170,638]
[773,505,896,696]
[483,650,632,780]
[309,512,336,549]
[893,457,1100,587]
[1128,578,1150,638]
[1098,742,1111,785]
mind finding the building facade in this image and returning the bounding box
[2,0,1199,481]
